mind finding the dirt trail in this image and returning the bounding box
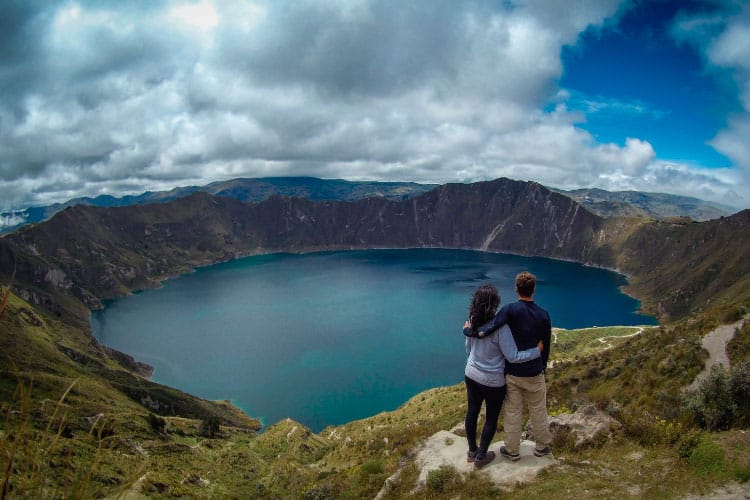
[595,327,644,350]
[687,317,747,392]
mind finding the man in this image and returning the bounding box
[464,271,552,460]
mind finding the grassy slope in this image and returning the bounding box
[602,213,750,320]
[4,287,749,497]
[2,194,749,497]
[133,309,750,499]
[0,291,260,497]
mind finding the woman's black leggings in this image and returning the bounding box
[464,376,506,453]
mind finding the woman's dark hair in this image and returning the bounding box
[469,284,500,331]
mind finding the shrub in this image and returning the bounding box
[728,321,750,364]
[683,361,750,430]
[621,409,683,446]
[199,416,222,438]
[621,409,657,446]
[684,365,735,430]
[550,425,576,452]
[730,361,750,427]
[677,428,702,459]
[721,305,747,324]
[147,413,167,434]
[426,465,457,493]
[303,482,335,500]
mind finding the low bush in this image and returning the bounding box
[727,320,750,364]
[199,416,222,438]
[731,361,750,427]
[621,409,683,446]
[147,413,167,434]
[684,361,750,430]
[426,465,458,493]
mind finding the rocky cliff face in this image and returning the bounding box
[0,178,747,326]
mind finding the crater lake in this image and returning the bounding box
[91,248,656,432]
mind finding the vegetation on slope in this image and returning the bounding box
[1,179,749,497]
[596,211,750,320]
[3,283,749,497]
[0,289,260,497]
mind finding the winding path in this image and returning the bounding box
[687,316,747,392]
[550,326,645,350]
[595,327,644,350]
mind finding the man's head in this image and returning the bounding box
[515,271,536,298]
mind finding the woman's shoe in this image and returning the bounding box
[474,450,496,469]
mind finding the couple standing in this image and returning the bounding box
[462,271,552,469]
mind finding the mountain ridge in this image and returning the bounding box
[0,177,437,234]
[1,176,735,234]
[1,178,747,327]
[558,187,733,221]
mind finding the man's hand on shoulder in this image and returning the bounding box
[463,320,476,338]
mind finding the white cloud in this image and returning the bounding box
[169,1,220,32]
[0,0,747,213]
[0,212,27,229]
[673,1,750,203]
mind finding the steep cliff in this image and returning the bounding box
[0,178,748,328]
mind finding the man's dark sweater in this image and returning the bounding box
[464,300,551,377]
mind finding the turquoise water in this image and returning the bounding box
[91,249,655,432]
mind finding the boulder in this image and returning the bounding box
[540,404,623,448]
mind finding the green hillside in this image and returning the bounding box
[1,179,749,497]
[2,280,749,497]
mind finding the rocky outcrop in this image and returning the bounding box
[101,345,155,379]
[545,405,623,449]
[409,430,556,493]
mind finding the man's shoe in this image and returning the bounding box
[467,450,477,463]
[474,450,495,469]
[534,446,552,458]
[499,445,520,461]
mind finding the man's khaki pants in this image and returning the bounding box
[503,373,552,454]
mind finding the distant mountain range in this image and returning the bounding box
[0,177,436,234]
[556,187,733,221]
[0,177,734,234]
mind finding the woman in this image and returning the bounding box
[463,284,542,469]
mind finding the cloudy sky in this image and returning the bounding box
[1,0,749,214]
